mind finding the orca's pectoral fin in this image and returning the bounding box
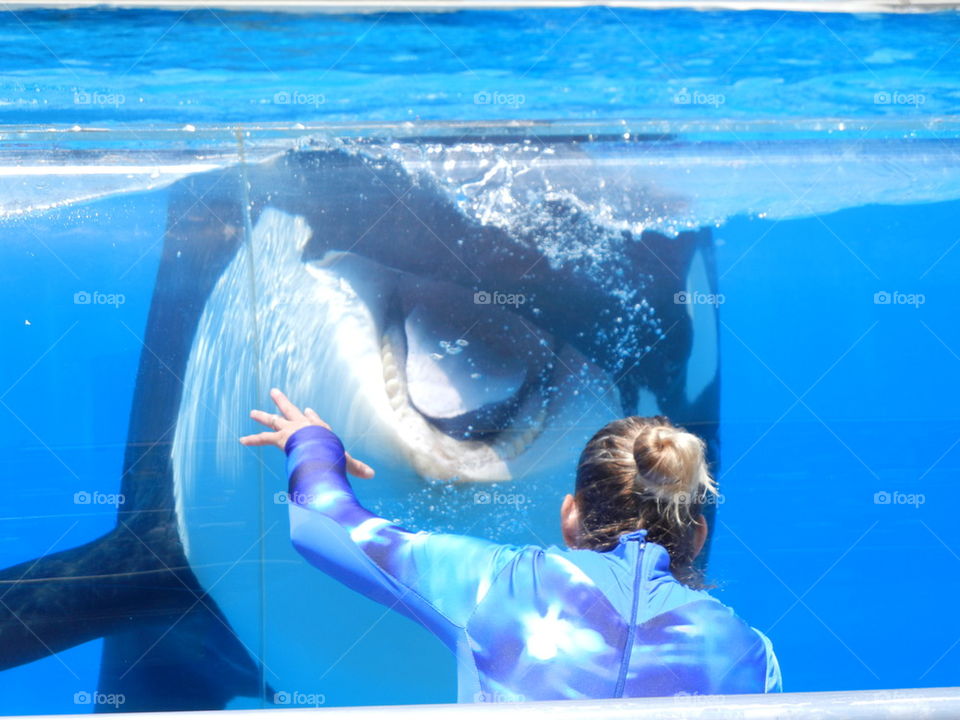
[0,517,263,711]
[0,526,180,670]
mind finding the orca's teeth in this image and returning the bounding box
[379,326,550,481]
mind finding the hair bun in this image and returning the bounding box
[631,424,715,520]
[632,426,656,467]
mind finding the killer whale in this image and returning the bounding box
[0,141,720,710]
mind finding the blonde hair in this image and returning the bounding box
[574,416,718,587]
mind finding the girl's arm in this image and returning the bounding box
[241,390,520,647]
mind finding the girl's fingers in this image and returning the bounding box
[239,431,280,447]
[250,409,284,430]
[345,453,376,479]
[303,407,332,431]
[271,388,304,422]
[245,401,374,475]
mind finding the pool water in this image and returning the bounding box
[1,5,959,716]
[1,7,960,122]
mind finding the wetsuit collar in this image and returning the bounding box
[618,528,648,544]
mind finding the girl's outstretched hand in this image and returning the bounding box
[239,388,375,479]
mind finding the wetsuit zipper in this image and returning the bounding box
[614,533,647,698]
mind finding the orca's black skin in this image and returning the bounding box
[0,146,719,710]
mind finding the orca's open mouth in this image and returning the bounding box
[378,276,557,480]
[306,249,614,482]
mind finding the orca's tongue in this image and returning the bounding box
[404,302,525,417]
[397,282,555,439]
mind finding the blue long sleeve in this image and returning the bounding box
[284,425,519,648]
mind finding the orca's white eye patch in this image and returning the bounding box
[683,248,719,406]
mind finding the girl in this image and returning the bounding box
[241,388,781,702]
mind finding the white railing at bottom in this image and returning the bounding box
[13,688,960,720]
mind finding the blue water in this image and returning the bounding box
[1,5,960,717]
[1,7,959,123]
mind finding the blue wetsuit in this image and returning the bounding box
[285,425,782,702]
